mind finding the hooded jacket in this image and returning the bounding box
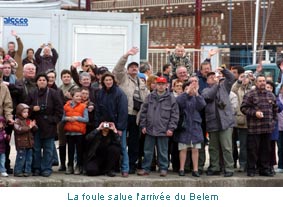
[14,103,37,149]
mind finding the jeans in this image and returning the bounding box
[127,115,140,170]
[0,153,6,173]
[142,135,169,172]
[120,130,129,173]
[52,142,59,164]
[278,131,283,169]
[33,130,54,175]
[238,128,248,169]
[14,148,33,174]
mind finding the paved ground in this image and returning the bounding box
[1,139,283,187]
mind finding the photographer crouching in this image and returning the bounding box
[84,122,121,177]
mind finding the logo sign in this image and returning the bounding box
[3,17,28,26]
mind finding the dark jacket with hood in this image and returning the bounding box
[14,103,37,150]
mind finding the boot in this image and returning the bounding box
[58,145,66,171]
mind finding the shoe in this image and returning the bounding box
[6,168,13,174]
[179,170,185,176]
[106,171,116,177]
[65,166,74,175]
[160,170,167,177]
[198,169,203,175]
[247,172,255,177]
[192,171,200,177]
[259,171,274,177]
[33,170,40,176]
[52,162,59,166]
[224,172,234,177]
[14,173,24,177]
[41,172,51,177]
[275,168,283,173]
[23,173,32,177]
[137,169,149,176]
[74,166,81,175]
[121,172,129,177]
[58,165,66,172]
[1,172,9,177]
[206,170,221,176]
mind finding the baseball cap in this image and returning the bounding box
[206,72,216,78]
[97,66,109,75]
[156,76,167,83]
[127,61,139,69]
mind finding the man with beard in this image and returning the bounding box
[241,74,278,177]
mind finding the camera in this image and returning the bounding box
[40,104,47,113]
[103,122,110,128]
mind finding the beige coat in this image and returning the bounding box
[0,82,13,121]
[231,81,253,128]
[112,55,149,115]
[14,37,23,79]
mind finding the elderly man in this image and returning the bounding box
[35,43,58,74]
[112,47,149,176]
[241,74,278,177]
[202,67,235,177]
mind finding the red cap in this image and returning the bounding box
[156,76,167,83]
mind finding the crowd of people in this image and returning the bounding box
[0,31,283,179]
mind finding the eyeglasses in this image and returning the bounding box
[84,65,91,68]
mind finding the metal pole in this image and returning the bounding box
[86,0,91,11]
[253,0,260,64]
[194,0,202,71]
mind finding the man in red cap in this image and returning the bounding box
[138,76,179,177]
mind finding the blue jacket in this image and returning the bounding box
[95,85,128,131]
[175,93,206,144]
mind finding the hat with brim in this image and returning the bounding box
[127,62,139,69]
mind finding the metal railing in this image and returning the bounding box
[148,48,280,74]
[91,0,241,10]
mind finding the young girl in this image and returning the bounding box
[0,116,8,177]
[63,88,89,175]
[13,103,37,177]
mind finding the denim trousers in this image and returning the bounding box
[277,131,283,169]
[14,148,33,174]
[33,131,54,175]
[120,130,129,173]
[0,153,6,173]
[142,135,169,172]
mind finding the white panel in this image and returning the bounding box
[73,25,127,69]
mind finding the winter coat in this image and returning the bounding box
[0,81,13,121]
[201,69,235,132]
[95,85,128,131]
[35,48,58,74]
[85,129,120,164]
[112,55,149,115]
[175,93,206,144]
[14,103,37,150]
[231,81,253,128]
[27,87,63,139]
[140,90,179,137]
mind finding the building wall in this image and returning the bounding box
[92,0,282,51]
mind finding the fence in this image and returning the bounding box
[148,48,282,74]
